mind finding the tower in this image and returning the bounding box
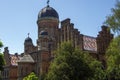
[36,1,59,74]
[24,34,33,54]
[37,2,59,51]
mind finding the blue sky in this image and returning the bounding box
[0,0,116,54]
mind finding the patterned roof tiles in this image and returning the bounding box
[83,35,97,52]
[10,55,21,66]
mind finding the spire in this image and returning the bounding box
[47,0,50,6]
[28,33,30,37]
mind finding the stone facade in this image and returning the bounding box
[1,4,113,80]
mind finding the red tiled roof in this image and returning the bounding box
[83,35,97,52]
[10,55,21,66]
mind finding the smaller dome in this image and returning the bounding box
[40,30,48,36]
[25,37,32,43]
[24,36,33,45]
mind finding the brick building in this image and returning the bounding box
[1,2,113,80]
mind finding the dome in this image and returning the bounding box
[24,37,33,44]
[38,5,59,20]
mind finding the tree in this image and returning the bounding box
[0,41,3,48]
[0,41,4,80]
[45,41,105,80]
[80,49,106,80]
[0,41,4,71]
[23,72,38,80]
[105,0,120,35]
[105,1,120,79]
[106,36,120,80]
[0,53,4,71]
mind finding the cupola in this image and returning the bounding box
[37,0,59,21]
[24,33,33,45]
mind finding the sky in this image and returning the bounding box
[0,0,117,54]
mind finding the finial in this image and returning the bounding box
[28,33,30,37]
[47,0,50,6]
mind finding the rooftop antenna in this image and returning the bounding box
[47,0,50,6]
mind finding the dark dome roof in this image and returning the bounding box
[38,5,59,20]
[40,30,48,35]
[25,37,32,43]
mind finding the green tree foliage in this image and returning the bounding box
[0,41,4,80]
[0,41,3,48]
[45,42,105,80]
[105,0,120,34]
[105,1,120,79]
[23,72,38,80]
[0,41,4,71]
[40,73,46,80]
[106,36,120,80]
[0,53,4,71]
[81,49,106,80]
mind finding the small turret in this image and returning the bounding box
[3,47,10,66]
[24,33,33,45]
[24,33,34,54]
